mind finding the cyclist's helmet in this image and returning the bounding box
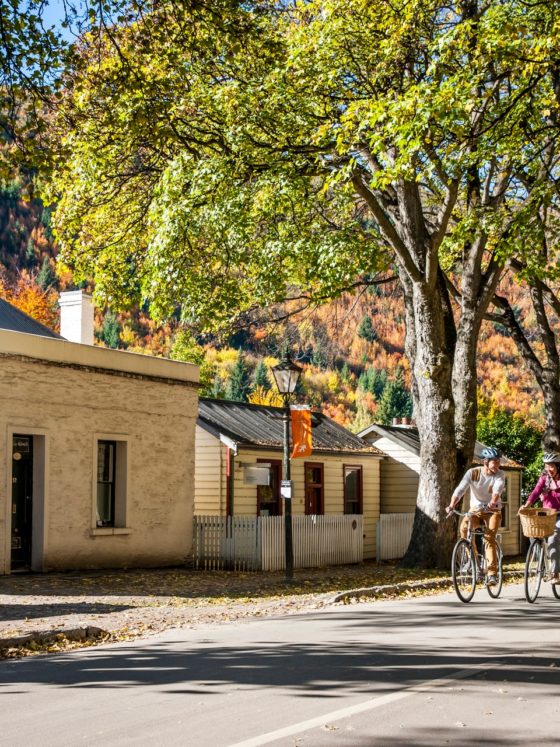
[481,446,501,460]
[543,452,560,464]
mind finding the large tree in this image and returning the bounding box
[46,0,558,566]
[483,1,560,453]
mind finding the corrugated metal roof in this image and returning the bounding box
[198,398,382,455]
[0,298,63,339]
[360,423,523,469]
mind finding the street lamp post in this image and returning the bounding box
[271,352,303,581]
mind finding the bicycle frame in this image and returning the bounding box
[450,509,503,602]
[524,536,560,603]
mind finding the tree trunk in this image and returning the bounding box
[400,279,459,568]
[542,375,560,452]
[452,331,478,477]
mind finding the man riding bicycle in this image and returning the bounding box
[446,446,505,587]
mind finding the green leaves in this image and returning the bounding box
[43,0,560,333]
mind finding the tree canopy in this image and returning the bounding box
[44,0,560,565]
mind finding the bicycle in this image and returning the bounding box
[449,509,504,603]
[519,507,560,604]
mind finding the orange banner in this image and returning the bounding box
[291,407,312,459]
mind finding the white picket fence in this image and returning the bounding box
[194,514,363,571]
[376,512,414,561]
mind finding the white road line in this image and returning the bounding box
[228,661,500,747]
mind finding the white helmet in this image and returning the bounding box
[543,452,560,464]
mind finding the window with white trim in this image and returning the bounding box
[500,474,511,530]
[95,438,128,528]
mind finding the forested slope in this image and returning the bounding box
[0,184,544,432]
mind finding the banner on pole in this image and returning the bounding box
[290,405,312,459]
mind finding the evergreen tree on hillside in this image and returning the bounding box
[358,366,387,400]
[227,352,252,402]
[210,375,225,399]
[371,368,387,400]
[252,359,271,391]
[40,207,54,242]
[25,238,36,267]
[99,310,120,349]
[357,367,370,392]
[311,340,328,369]
[37,257,57,290]
[357,314,376,342]
[376,368,413,425]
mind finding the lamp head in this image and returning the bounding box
[271,352,302,395]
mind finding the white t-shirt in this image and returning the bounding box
[452,466,505,511]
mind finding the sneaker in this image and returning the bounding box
[551,574,560,585]
[486,575,498,587]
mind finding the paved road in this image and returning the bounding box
[0,582,559,746]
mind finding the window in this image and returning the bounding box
[94,437,128,531]
[304,462,324,515]
[257,459,282,516]
[344,465,363,515]
[97,441,116,526]
[501,474,510,530]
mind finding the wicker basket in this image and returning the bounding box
[518,507,558,538]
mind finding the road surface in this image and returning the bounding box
[0,582,559,746]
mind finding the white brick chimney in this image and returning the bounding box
[58,290,94,345]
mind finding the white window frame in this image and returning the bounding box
[91,434,131,536]
[500,473,512,531]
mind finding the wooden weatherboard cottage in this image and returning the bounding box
[194,398,383,569]
[358,422,524,559]
[0,293,199,574]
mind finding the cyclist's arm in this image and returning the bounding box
[487,494,501,510]
[446,471,471,513]
[488,474,505,510]
[522,473,546,508]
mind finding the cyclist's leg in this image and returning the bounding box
[459,514,470,539]
[482,510,500,575]
[547,515,560,581]
[465,513,482,568]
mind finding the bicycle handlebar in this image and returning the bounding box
[446,508,500,518]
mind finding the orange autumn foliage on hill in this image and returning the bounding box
[0,272,59,331]
[0,177,552,431]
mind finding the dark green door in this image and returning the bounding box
[11,435,33,569]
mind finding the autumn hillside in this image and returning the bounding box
[0,182,545,434]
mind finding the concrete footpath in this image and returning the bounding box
[0,561,523,657]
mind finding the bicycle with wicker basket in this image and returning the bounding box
[518,506,560,604]
[449,509,504,603]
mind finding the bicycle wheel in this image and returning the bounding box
[524,540,543,603]
[486,545,503,599]
[452,539,476,603]
[546,547,560,599]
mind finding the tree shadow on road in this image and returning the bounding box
[0,607,557,696]
[0,601,136,624]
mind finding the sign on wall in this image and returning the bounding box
[243,465,271,486]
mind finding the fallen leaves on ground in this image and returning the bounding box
[0,559,526,659]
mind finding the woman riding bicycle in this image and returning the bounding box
[520,452,560,585]
[446,446,505,587]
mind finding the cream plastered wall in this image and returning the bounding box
[1,335,199,574]
[194,437,382,560]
